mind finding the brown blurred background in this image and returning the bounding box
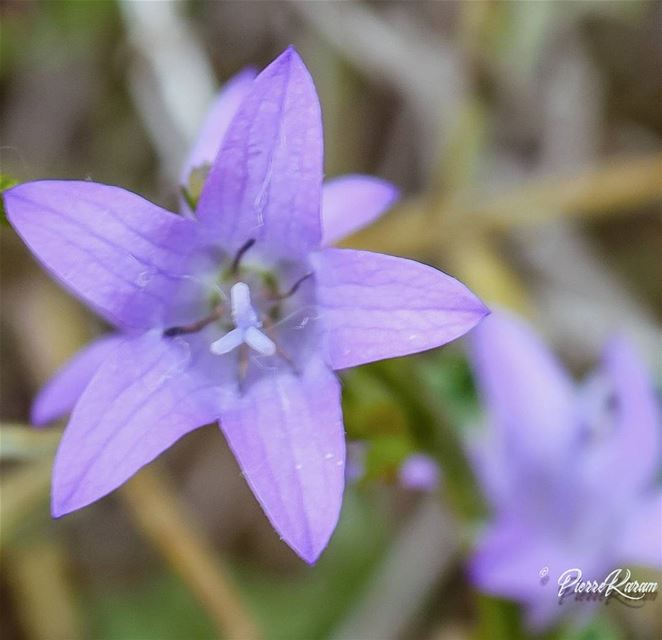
[1,2,661,639]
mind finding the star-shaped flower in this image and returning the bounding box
[467,312,661,627]
[5,48,488,563]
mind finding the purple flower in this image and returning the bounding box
[4,48,487,563]
[467,312,661,628]
[398,453,441,491]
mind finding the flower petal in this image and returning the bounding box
[617,491,662,569]
[218,358,345,563]
[470,518,604,630]
[311,248,488,369]
[32,334,123,426]
[468,312,576,466]
[471,519,554,602]
[180,67,256,207]
[5,181,202,331]
[600,337,660,494]
[52,331,223,516]
[321,175,399,245]
[197,47,323,258]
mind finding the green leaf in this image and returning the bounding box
[474,594,524,640]
[556,614,624,640]
[233,490,390,639]
[363,355,487,521]
[84,572,215,640]
[363,434,413,481]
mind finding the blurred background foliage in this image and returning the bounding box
[1,1,661,639]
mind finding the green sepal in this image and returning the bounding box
[181,163,211,212]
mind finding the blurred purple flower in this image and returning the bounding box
[5,48,488,563]
[345,443,441,492]
[398,453,441,491]
[467,312,661,628]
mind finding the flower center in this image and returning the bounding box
[210,282,276,357]
[162,238,315,374]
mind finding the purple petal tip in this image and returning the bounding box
[298,545,324,566]
[50,495,73,519]
[273,45,302,68]
[29,409,51,428]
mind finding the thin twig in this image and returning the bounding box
[346,153,662,256]
[468,153,662,231]
[0,460,52,547]
[121,468,261,640]
[119,0,217,180]
[0,423,62,461]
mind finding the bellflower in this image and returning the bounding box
[4,48,488,563]
[345,444,441,492]
[398,453,441,491]
[467,312,661,628]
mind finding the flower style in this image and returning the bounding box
[467,312,661,627]
[4,48,488,563]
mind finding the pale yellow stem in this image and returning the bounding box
[121,468,262,640]
[0,460,52,546]
[0,423,62,461]
[446,235,532,315]
[470,153,662,230]
[346,153,662,257]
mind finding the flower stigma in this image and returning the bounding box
[210,282,276,356]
